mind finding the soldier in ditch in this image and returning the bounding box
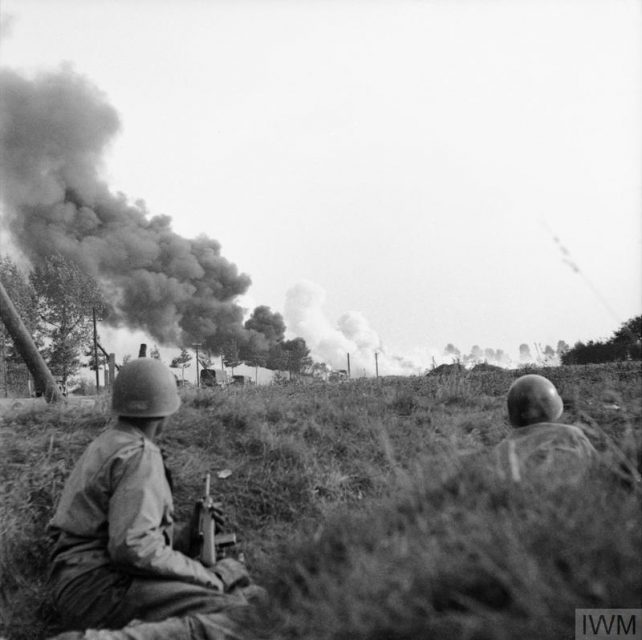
[47,358,261,640]
[494,374,597,482]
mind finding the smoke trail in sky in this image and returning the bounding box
[0,67,253,351]
[540,218,622,325]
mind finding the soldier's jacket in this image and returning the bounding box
[493,422,596,482]
[48,421,223,597]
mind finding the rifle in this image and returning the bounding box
[196,471,239,567]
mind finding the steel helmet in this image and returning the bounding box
[507,374,563,427]
[112,358,181,418]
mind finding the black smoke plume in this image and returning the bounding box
[0,67,256,352]
[244,306,286,344]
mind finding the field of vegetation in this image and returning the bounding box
[1,362,640,640]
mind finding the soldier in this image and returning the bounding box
[47,358,259,640]
[494,374,596,482]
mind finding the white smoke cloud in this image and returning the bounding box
[284,280,437,376]
[284,281,352,363]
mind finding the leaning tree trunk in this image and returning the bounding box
[0,279,62,402]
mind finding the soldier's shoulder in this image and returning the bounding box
[494,421,596,479]
[95,423,161,461]
[500,422,594,453]
[506,422,591,443]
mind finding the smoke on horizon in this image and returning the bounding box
[284,280,437,376]
[0,66,259,352]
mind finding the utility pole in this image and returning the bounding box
[193,343,202,387]
[0,280,62,402]
[92,307,100,391]
[347,353,351,378]
[375,352,379,379]
[1,327,7,397]
[108,353,116,388]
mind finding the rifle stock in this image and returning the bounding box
[197,472,238,567]
[198,473,217,566]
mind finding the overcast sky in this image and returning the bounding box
[1,0,640,373]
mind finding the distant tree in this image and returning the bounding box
[222,340,242,373]
[266,343,289,371]
[283,337,312,376]
[484,348,496,362]
[170,348,192,382]
[311,362,330,380]
[122,354,132,365]
[239,331,269,368]
[443,343,461,361]
[495,348,506,364]
[271,370,290,385]
[543,345,556,362]
[244,306,286,344]
[556,340,570,358]
[30,254,104,385]
[519,344,532,362]
[562,340,607,365]
[562,315,642,364]
[611,315,642,358]
[470,345,483,362]
[149,345,161,360]
[266,338,312,376]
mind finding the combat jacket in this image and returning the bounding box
[48,421,222,595]
[493,422,596,482]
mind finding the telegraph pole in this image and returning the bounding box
[1,327,7,397]
[193,343,202,387]
[347,353,351,378]
[108,353,116,388]
[92,307,100,390]
[375,352,379,379]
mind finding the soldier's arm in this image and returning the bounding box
[106,445,224,591]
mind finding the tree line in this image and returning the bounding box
[1,254,104,389]
[442,340,571,367]
[0,254,315,389]
[560,315,642,365]
[441,315,641,368]
[3,253,638,390]
[168,335,314,380]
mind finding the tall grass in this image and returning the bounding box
[0,362,639,639]
[257,461,640,640]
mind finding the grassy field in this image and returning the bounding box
[0,362,640,640]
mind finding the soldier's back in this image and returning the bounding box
[493,422,596,483]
